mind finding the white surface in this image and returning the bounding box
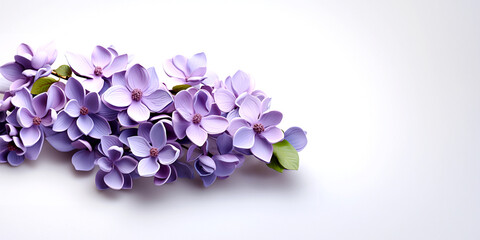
[1,0,480,239]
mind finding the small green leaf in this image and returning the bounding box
[272,140,299,170]
[267,155,285,173]
[31,77,58,95]
[171,84,191,94]
[54,65,72,78]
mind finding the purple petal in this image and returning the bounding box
[186,124,208,146]
[119,128,137,146]
[172,111,190,139]
[127,101,150,122]
[284,127,308,152]
[20,125,41,147]
[150,122,167,149]
[201,174,217,187]
[238,95,261,123]
[72,150,95,171]
[231,70,251,96]
[31,51,48,69]
[227,117,249,136]
[9,79,31,92]
[100,135,122,155]
[116,156,137,174]
[157,144,180,165]
[232,127,255,149]
[17,43,33,57]
[32,93,48,117]
[112,71,127,88]
[107,146,123,161]
[251,135,273,162]
[127,136,151,157]
[196,156,216,175]
[7,152,24,166]
[172,55,188,75]
[186,144,202,162]
[216,133,233,155]
[163,59,185,79]
[65,52,94,77]
[65,77,85,104]
[137,122,153,142]
[193,90,211,116]
[261,126,284,144]
[0,62,24,81]
[174,90,194,119]
[52,111,73,132]
[71,139,92,151]
[187,52,207,76]
[214,89,236,113]
[259,111,283,127]
[142,90,173,112]
[76,114,94,135]
[67,123,83,141]
[95,170,109,190]
[103,54,128,77]
[16,107,34,128]
[11,87,33,111]
[213,155,238,177]
[97,157,113,172]
[146,67,160,94]
[137,157,160,177]
[91,46,112,68]
[173,161,194,179]
[123,174,133,189]
[102,85,132,108]
[81,77,105,93]
[104,169,124,190]
[15,55,32,69]
[83,92,100,113]
[88,114,111,139]
[46,132,74,152]
[41,109,56,126]
[64,99,81,117]
[127,64,149,92]
[47,85,66,111]
[154,165,172,186]
[25,134,44,160]
[117,111,138,127]
[200,115,228,134]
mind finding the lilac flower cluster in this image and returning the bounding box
[0,43,307,189]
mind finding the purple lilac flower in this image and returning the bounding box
[102,64,173,123]
[163,53,207,86]
[11,87,58,147]
[66,46,128,92]
[188,133,244,187]
[71,139,98,171]
[0,43,57,91]
[0,124,26,166]
[52,77,111,141]
[228,95,284,162]
[96,136,138,190]
[172,89,229,146]
[284,127,308,152]
[128,121,180,177]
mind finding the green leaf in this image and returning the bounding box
[267,155,285,173]
[272,140,299,170]
[171,84,191,94]
[31,77,58,95]
[54,65,72,78]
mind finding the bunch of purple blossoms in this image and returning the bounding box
[0,43,308,190]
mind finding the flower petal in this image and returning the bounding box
[104,169,124,190]
[65,52,94,77]
[127,64,149,92]
[232,127,255,149]
[95,170,109,190]
[116,156,138,174]
[172,111,190,139]
[91,46,112,68]
[88,114,112,139]
[0,62,24,81]
[200,115,228,134]
[97,157,113,172]
[52,111,74,132]
[251,135,273,162]
[239,95,261,123]
[163,59,185,79]
[174,90,194,119]
[76,114,94,135]
[187,52,207,76]
[67,124,83,141]
[261,126,284,144]
[102,85,132,108]
[172,55,188,75]
[46,132,74,152]
[157,144,180,165]
[259,111,283,128]
[142,90,173,112]
[25,134,44,160]
[231,70,251,96]
[137,157,160,177]
[214,89,236,113]
[64,99,81,117]
[20,125,41,147]
[103,54,128,77]
[84,92,100,113]
[107,145,123,161]
[41,109,56,126]
[7,152,24,166]
[16,107,34,128]
[127,136,151,158]
[100,135,122,155]
[186,124,208,146]
[11,87,33,110]
[284,127,308,152]
[72,150,95,171]
[145,67,160,94]
[216,133,233,155]
[81,77,105,93]
[227,117,250,136]
[150,121,167,149]
[31,93,48,117]
[31,51,48,70]
[193,90,211,116]
[46,85,66,111]
[65,77,85,104]
[112,71,127,88]
[127,101,150,122]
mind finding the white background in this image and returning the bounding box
[0,0,479,239]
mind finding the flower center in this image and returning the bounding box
[131,89,143,102]
[94,66,103,76]
[253,123,265,133]
[192,113,202,124]
[7,142,17,152]
[80,106,89,115]
[32,117,42,125]
[150,147,159,157]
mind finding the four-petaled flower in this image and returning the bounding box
[128,121,180,177]
[103,64,173,122]
[163,53,207,86]
[172,89,229,146]
[66,46,128,92]
[53,77,111,140]
[228,95,284,162]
